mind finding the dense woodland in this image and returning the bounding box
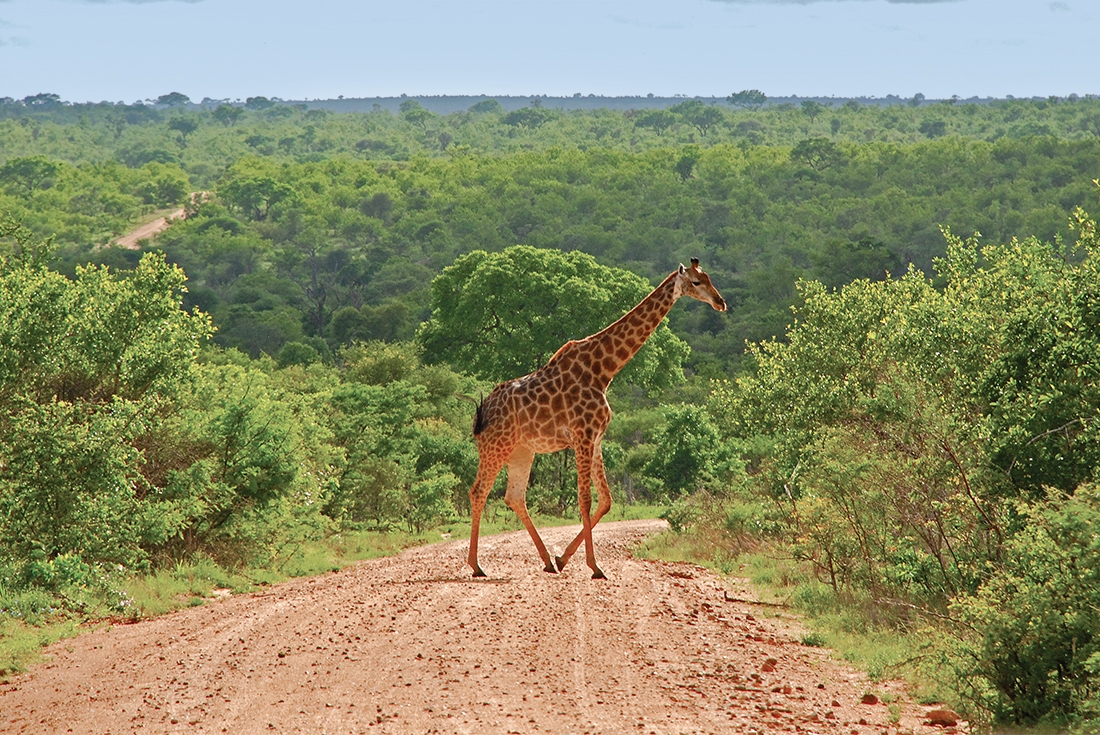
[4,93,1100,726]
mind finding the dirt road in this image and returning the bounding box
[113,207,186,250]
[0,520,957,734]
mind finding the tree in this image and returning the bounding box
[324,363,470,530]
[0,225,214,567]
[418,246,690,391]
[633,109,676,136]
[939,215,1100,496]
[811,238,901,289]
[400,100,436,129]
[276,340,321,367]
[709,207,1100,723]
[245,96,275,111]
[469,99,503,114]
[791,137,844,170]
[134,161,190,207]
[801,99,826,123]
[271,219,346,340]
[642,405,727,496]
[690,106,725,136]
[219,176,295,221]
[156,92,191,107]
[501,107,557,129]
[950,485,1100,725]
[920,120,947,138]
[669,100,725,135]
[22,93,62,108]
[212,104,244,127]
[710,268,993,600]
[0,156,61,195]
[726,89,767,109]
[167,117,199,145]
[670,99,706,119]
[675,146,701,181]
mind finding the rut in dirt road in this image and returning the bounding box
[0,520,959,735]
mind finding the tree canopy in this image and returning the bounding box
[418,245,690,391]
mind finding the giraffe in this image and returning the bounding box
[466,258,726,579]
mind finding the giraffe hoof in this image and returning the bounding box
[472,567,487,578]
[592,568,607,580]
[543,562,558,574]
[554,556,566,572]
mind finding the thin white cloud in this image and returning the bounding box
[1049,2,1070,10]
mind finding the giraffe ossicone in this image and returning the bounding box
[466,258,726,579]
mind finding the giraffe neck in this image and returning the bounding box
[582,272,679,385]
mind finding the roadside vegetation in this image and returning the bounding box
[3,92,1100,729]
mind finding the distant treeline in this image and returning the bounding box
[5,91,1094,115]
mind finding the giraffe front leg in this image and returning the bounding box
[557,443,612,575]
[560,444,605,579]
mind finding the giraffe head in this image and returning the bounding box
[674,257,727,312]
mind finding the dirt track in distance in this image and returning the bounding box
[113,206,186,250]
[0,520,963,734]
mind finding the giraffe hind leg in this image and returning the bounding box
[468,452,505,578]
[503,446,557,573]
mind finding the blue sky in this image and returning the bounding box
[0,0,1094,103]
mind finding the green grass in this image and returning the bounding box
[633,525,731,567]
[733,553,944,692]
[120,557,253,618]
[0,619,78,677]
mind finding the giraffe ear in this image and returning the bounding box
[678,264,686,275]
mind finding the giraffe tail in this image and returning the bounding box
[455,392,489,435]
[472,393,488,436]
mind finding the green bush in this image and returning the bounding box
[950,485,1100,726]
[707,204,1100,725]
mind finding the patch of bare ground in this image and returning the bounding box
[113,193,206,250]
[112,207,185,250]
[0,520,964,734]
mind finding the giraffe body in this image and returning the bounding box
[466,259,726,578]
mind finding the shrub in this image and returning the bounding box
[950,485,1100,726]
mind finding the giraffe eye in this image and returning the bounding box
[691,281,701,286]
